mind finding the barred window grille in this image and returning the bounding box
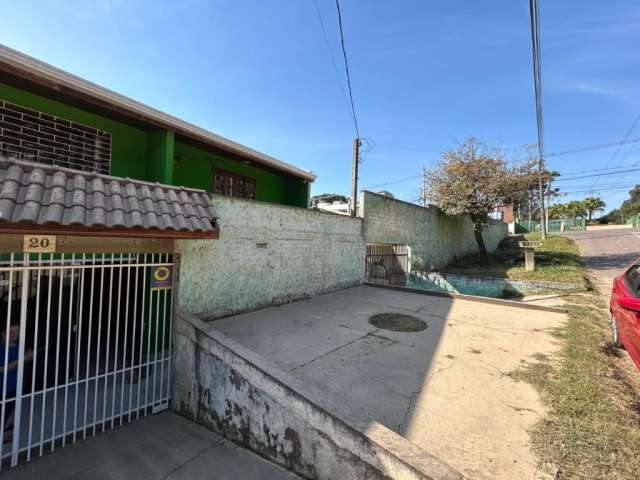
[212,168,256,200]
[0,100,112,174]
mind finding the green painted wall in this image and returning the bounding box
[173,141,309,207]
[1,83,310,207]
[0,82,149,180]
[147,130,174,184]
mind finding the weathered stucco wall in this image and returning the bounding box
[360,191,508,270]
[176,196,364,319]
[173,312,462,480]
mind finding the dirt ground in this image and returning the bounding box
[211,286,565,480]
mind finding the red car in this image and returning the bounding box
[610,263,640,368]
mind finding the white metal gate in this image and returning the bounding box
[0,252,173,469]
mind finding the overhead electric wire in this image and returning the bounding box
[546,137,640,158]
[553,167,640,183]
[365,161,640,194]
[368,138,640,189]
[395,189,422,200]
[588,113,640,191]
[335,0,360,139]
[312,0,353,119]
[561,185,638,195]
[364,174,423,190]
[556,162,640,176]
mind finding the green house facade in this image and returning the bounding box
[0,45,315,208]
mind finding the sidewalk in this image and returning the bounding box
[3,411,298,480]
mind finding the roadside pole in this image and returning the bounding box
[538,166,547,239]
[422,165,428,207]
[546,177,552,233]
[351,137,360,217]
[529,0,547,240]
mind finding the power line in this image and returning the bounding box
[364,161,640,196]
[335,0,360,138]
[589,113,640,191]
[562,187,636,195]
[554,167,640,183]
[364,174,423,190]
[365,141,640,190]
[556,162,640,176]
[546,137,640,158]
[557,183,640,191]
[395,189,422,200]
[311,0,352,119]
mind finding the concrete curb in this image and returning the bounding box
[364,282,568,314]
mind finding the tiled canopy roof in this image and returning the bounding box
[0,157,218,238]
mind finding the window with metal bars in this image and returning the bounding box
[212,168,256,200]
[0,100,112,174]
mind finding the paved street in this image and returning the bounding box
[564,227,640,292]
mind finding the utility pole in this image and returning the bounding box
[351,137,360,216]
[545,177,552,232]
[538,164,547,239]
[529,0,547,239]
[421,165,428,207]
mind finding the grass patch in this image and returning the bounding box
[369,313,427,332]
[508,293,640,479]
[444,233,587,286]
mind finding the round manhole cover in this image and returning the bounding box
[369,313,427,332]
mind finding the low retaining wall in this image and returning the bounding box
[173,312,461,480]
[176,195,365,319]
[408,272,583,298]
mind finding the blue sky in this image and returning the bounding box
[2,0,640,210]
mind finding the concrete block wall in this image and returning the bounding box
[176,195,365,319]
[360,191,508,270]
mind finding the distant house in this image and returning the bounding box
[377,190,395,198]
[314,191,394,216]
[492,204,514,223]
[313,193,351,215]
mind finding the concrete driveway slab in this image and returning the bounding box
[212,306,368,371]
[211,285,565,480]
[291,333,436,429]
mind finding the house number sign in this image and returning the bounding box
[23,234,57,253]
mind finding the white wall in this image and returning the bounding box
[177,192,508,319]
[177,195,364,319]
[360,191,508,270]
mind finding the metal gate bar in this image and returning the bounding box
[365,244,409,286]
[0,252,173,469]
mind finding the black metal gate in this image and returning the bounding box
[365,244,409,285]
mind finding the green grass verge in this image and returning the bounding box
[444,233,587,285]
[508,294,640,479]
